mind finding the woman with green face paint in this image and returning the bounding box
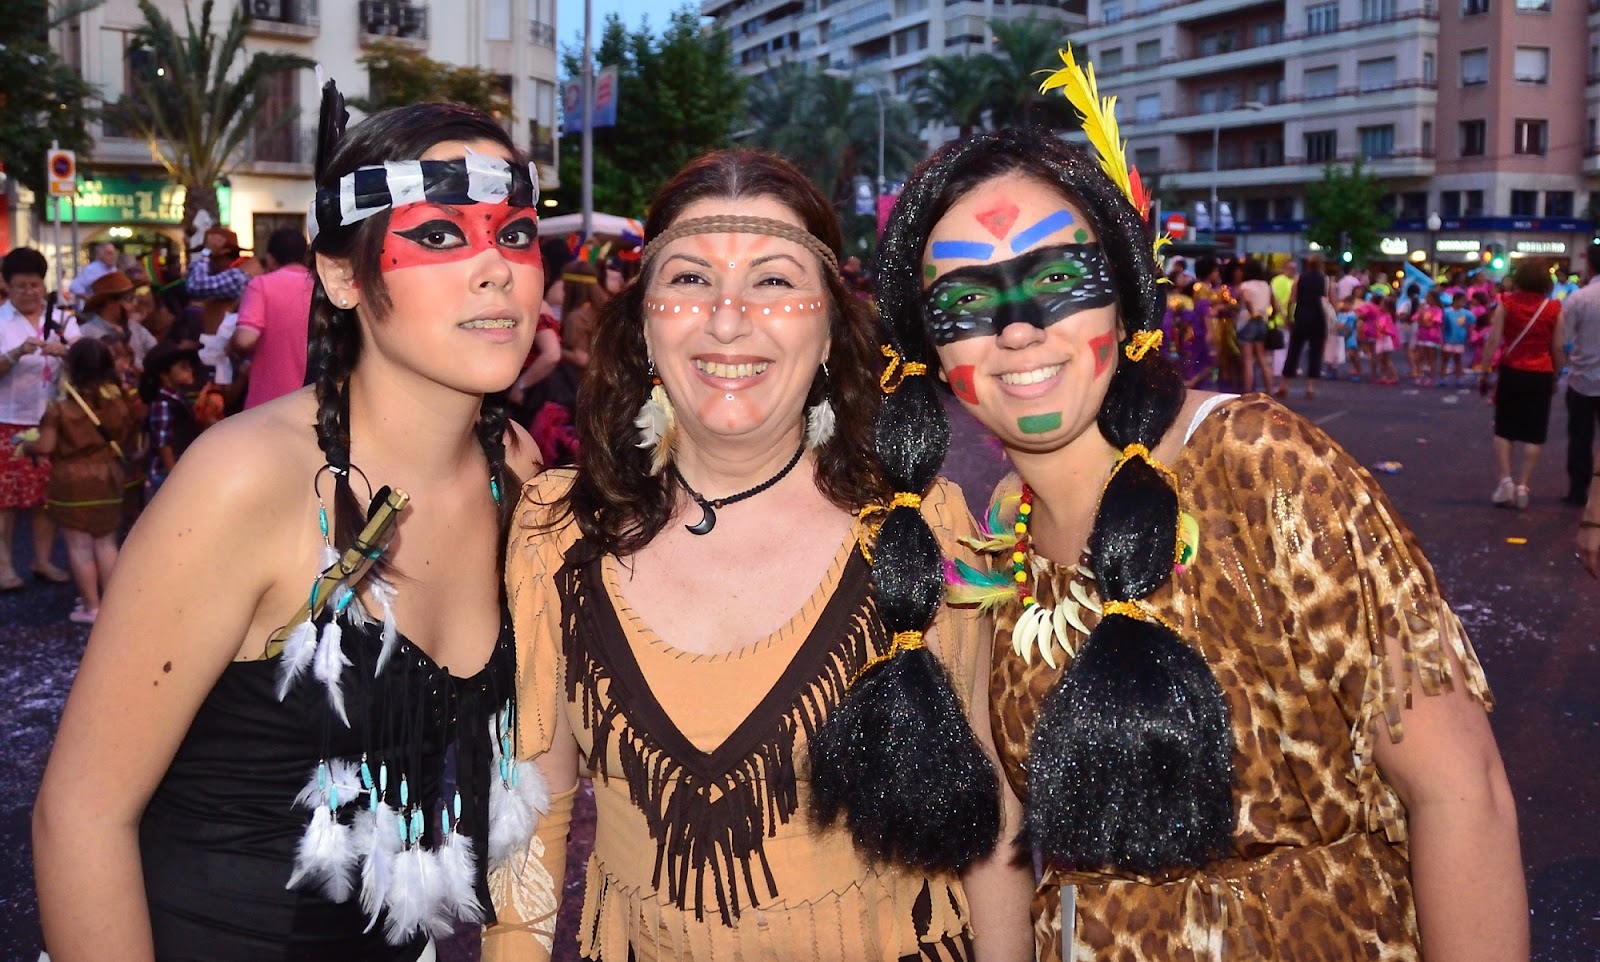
[877,123,1527,961]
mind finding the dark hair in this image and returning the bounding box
[1242,258,1266,283]
[559,261,608,319]
[267,227,308,269]
[65,337,116,394]
[307,99,524,558]
[1512,261,1553,295]
[1587,245,1600,276]
[559,149,886,554]
[876,127,1234,875]
[2,247,48,282]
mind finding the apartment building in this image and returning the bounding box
[1071,0,1591,269]
[701,0,1087,101]
[22,0,560,268]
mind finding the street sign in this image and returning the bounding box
[47,148,76,196]
[1164,212,1187,241]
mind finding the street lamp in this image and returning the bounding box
[825,68,887,196]
[1426,210,1442,281]
[1209,100,1265,241]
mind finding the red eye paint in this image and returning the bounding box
[379,201,542,273]
[1089,330,1116,377]
[948,364,979,404]
[974,200,1020,240]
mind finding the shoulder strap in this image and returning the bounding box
[1503,298,1549,359]
[62,381,125,461]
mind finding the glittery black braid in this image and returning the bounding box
[473,389,518,565]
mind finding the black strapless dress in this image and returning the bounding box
[139,608,514,961]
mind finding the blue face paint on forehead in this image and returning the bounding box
[931,239,997,261]
[1010,210,1076,253]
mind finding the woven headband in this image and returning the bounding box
[308,148,538,241]
[640,215,839,273]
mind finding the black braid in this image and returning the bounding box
[308,288,369,557]
[473,389,518,568]
[808,332,1001,872]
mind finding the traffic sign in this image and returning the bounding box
[47,148,76,196]
[1164,212,1187,241]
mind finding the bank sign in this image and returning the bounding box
[73,177,185,224]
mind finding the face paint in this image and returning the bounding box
[922,243,1116,346]
[380,202,541,273]
[974,200,1020,239]
[930,239,996,261]
[1017,412,1063,434]
[1089,329,1116,377]
[947,364,979,404]
[1009,210,1075,253]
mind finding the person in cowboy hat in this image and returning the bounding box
[80,271,160,369]
[185,227,257,337]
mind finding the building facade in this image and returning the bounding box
[20,0,560,277]
[1071,0,1592,270]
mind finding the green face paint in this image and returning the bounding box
[1074,228,1089,244]
[924,263,938,281]
[1017,412,1063,434]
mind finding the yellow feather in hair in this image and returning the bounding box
[1040,46,1135,208]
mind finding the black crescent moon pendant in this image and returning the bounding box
[686,502,716,535]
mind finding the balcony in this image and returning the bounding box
[1123,79,1436,133]
[359,0,428,46]
[236,124,316,175]
[244,0,319,39]
[530,19,555,47]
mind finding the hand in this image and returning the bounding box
[1581,522,1600,579]
[39,341,68,358]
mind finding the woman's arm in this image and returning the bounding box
[1550,314,1568,375]
[1480,305,1507,371]
[1372,649,1528,962]
[33,423,291,962]
[515,328,562,395]
[24,405,60,456]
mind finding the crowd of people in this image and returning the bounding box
[13,51,1592,962]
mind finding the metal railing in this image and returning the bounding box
[1125,78,1437,127]
[245,0,319,28]
[240,124,317,166]
[1092,0,1435,29]
[359,0,429,41]
[530,19,556,46]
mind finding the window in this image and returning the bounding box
[1361,0,1396,21]
[1305,129,1338,163]
[1465,190,1485,216]
[1103,1,1123,24]
[1441,190,1462,218]
[1358,57,1397,91]
[1514,47,1549,84]
[1360,125,1395,159]
[1197,89,1219,113]
[1252,138,1284,166]
[1514,118,1548,155]
[1591,117,1598,151]
[1254,22,1282,45]
[1275,197,1297,220]
[1511,190,1539,216]
[1243,198,1270,224]
[1423,52,1435,84]
[1460,48,1489,86]
[1546,191,1574,217]
[1100,46,1123,72]
[1304,65,1339,99]
[1134,93,1161,122]
[1136,40,1160,65]
[1133,146,1160,171]
[1516,0,1550,9]
[1401,191,1428,219]
[1307,2,1339,34]
[1462,0,1489,14]
[1459,119,1487,155]
[1422,121,1433,153]
[486,0,511,40]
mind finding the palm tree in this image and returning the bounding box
[907,54,995,143]
[987,15,1075,129]
[113,0,312,237]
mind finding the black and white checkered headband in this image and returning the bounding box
[308,148,539,240]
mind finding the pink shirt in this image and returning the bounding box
[237,264,313,409]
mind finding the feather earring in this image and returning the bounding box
[633,363,677,475]
[804,361,836,448]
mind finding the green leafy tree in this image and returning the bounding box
[908,54,996,143]
[985,15,1075,129]
[108,0,312,237]
[1303,161,1390,266]
[350,40,513,121]
[551,9,745,219]
[0,0,101,198]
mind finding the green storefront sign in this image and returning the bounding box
[70,177,231,226]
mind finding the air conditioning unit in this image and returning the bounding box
[250,0,284,20]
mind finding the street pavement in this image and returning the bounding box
[2,377,1595,960]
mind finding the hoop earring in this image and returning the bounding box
[633,361,677,476]
[805,361,835,448]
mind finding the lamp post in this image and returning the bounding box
[1208,100,1265,241]
[1426,210,1442,282]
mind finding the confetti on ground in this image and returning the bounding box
[1506,537,1528,545]
[1373,461,1403,474]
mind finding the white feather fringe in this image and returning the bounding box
[633,382,676,476]
[313,617,353,726]
[437,830,484,925]
[292,759,364,811]
[804,398,836,448]
[287,806,359,904]
[487,760,550,868]
[368,577,400,676]
[275,620,318,701]
[352,802,402,933]
[383,846,456,943]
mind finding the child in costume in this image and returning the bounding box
[139,342,199,501]
[880,47,1527,961]
[1442,292,1473,386]
[34,88,546,960]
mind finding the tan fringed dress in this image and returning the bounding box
[983,395,1492,962]
[488,469,986,961]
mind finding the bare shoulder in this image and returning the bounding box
[503,419,542,483]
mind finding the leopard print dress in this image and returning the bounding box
[984,395,1492,962]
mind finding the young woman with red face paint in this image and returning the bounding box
[34,93,544,961]
[878,125,1527,961]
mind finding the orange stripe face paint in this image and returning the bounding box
[380,202,542,274]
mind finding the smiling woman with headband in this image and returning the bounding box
[34,85,545,961]
[877,50,1529,962]
[483,148,1015,962]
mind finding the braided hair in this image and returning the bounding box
[878,128,1235,875]
[307,96,523,558]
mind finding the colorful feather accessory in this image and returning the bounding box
[943,558,1021,612]
[957,490,1022,555]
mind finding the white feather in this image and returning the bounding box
[286,806,358,904]
[804,398,836,448]
[275,620,318,701]
[633,383,676,476]
[313,618,353,727]
[292,759,362,811]
[437,829,484,924]
[487,760,550,868]
[383,846,456,944]
[353,802,402,933]
[369,577,400,676]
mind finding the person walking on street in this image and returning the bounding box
[1561,245,1600,506]
[1280,254,1332,398]
[230,227,314,410]
[1481,262,1566,510]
